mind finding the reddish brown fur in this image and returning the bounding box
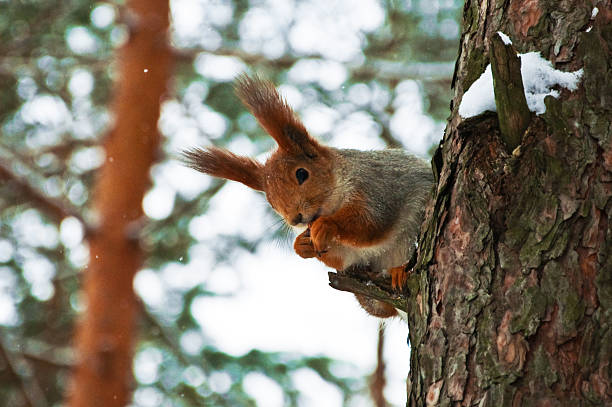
[234,74,320,157]
[261,147,335,226]
[317,252,346,271]
[182,147,264,191]
[234,75,339,226]
[354,294,398,318]
[294,227,345,270]
[310,191,393,253]
[293,229,316,258]
[390,265,409,291]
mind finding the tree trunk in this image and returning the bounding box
[66,0,171,405]
[406,1,612,406]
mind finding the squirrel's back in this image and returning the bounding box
[332,148,434,272]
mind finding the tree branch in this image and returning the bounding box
[369,323,389,407]
[175,47,454,82]
[0,333,49,407]
[21,349,74,370]
[18,337,74,371]
[137,299,205,368]
[490,34,531,150]
[0,158,88,227]
[352,60,454,82]
[327,266,407,311]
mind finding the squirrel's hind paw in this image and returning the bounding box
[390,265,410,291]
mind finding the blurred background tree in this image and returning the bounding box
[0,0,461,405]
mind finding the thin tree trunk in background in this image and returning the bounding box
[407,0,611,405]
[370,324,389,407]
[66,0,171,405]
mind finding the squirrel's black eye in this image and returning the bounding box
[295,168,309,185]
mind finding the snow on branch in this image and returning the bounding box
[459,33,583,120]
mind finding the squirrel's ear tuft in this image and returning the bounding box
[181,147,264,191]
[234,74,322,158]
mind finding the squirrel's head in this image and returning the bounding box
[183,74,338,227]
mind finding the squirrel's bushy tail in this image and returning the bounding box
[234,74,323,158]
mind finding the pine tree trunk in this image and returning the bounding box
[66,0,171,405]
[407,1,612,405]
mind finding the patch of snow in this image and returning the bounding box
[497,31,512,45]
[459,51,583,118]
[457,65,496,118]
[591,7,599,18]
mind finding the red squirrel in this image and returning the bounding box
[183,75,434,318]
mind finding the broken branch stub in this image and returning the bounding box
[328,270,407,311]
[490,34,532,151]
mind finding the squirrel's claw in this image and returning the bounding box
[390,265,410,291]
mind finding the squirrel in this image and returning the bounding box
[182,74,434,318]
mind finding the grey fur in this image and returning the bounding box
[331,148,434,273]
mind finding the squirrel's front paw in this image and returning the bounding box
[310,217,338,255]
[294,229,316,258]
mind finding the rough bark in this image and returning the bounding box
[66,0,171,405]
[405,1,612,406]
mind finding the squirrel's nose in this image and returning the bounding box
[290,213,303,226]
